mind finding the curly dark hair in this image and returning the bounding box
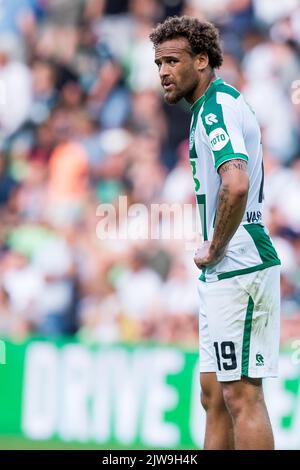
[149,16,223,69]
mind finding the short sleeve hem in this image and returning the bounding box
[215,153,248,170]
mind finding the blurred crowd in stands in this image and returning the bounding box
[0,0,300,347]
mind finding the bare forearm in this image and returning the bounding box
[194,159,249,269]
[210,182,248,257]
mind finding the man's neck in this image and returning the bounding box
[188,69,217,105]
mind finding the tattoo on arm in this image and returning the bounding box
[218,159,248,175]
[212,159,249,256]
[211,184,234,255]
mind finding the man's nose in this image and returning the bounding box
[159,63,170,79]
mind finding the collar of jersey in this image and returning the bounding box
[190,77,223,114]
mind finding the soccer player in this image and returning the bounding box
[150,16,281,450]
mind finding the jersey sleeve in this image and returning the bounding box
[201,94,249,170]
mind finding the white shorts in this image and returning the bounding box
[198,265,280,382]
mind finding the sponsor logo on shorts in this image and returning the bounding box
[209,128,229,151]
[256,353,264,366]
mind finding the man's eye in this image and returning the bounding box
[169,60,177,65]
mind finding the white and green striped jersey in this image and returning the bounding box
[189,77,280,282]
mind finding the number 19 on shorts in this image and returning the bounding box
[213,341,237,371]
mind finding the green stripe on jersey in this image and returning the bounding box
[216,84,240,99]
[242,295,254,377]
[189,97,202,160]
[244,223,280,264]
[196,194,208,241]
[200,96,234,169]
[200,260,280,282]
[217,260,280,281]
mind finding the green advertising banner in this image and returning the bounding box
[0,338,300,449]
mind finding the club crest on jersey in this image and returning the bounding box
[209,127,229,151]
[189,128,195,150]
[205,113,218,125]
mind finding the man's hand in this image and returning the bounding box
[194,241,226,269]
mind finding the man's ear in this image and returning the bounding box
[196,53,209,71]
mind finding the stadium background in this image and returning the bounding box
[0,0,300,450]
